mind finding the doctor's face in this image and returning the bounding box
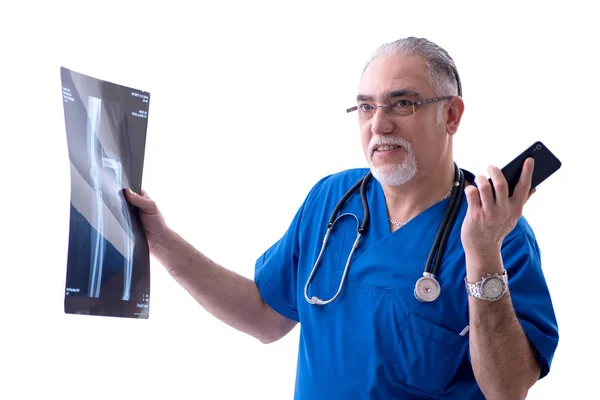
[356,56,451,186]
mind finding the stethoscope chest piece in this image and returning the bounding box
[414,273,441,302]
[304,164,464,307]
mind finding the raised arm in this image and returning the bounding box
[125,189,297,344]
[461,158,541,399]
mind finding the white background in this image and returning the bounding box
[0,1,597,398]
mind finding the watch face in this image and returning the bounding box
[482,277,505,298]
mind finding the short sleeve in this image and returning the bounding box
[502,221,560,379]
[254,176,329,323]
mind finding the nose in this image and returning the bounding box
[370,106,394,136]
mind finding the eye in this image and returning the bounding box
[393,99,411,108]
[359,104,375,112]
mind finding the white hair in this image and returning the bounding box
[367,136,417,186]
[364,37,460,122]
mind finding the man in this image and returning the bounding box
[125,37,559,399]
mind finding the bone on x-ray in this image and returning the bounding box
[61,67,151,319]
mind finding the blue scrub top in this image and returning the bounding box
[255,168,559,399]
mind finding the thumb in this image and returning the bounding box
[464,185,481,213]
[125,188,155,211]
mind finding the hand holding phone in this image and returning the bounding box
[489,141,562,198]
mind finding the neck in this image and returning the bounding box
[382,159,456,228]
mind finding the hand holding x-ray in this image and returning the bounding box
[124,189,169,248]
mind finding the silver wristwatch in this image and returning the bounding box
[465,270,508,301]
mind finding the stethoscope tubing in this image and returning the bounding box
[305,164,463,306]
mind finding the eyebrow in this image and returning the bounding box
[356,89,421,102]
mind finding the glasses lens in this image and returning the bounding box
[392,103,414,116]
[357,104,373,121]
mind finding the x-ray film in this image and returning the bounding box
[61,67,151,319]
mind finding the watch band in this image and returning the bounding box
[465,270,508,301]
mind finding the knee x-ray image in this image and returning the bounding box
[61,67,151,319]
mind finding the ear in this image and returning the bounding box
[445,96,464,136]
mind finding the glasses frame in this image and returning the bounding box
[346,95,454,118]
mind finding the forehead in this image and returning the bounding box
[358,55,432,98]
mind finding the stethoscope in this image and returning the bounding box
[304,163,465,306]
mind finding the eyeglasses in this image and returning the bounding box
[346,96,453,121]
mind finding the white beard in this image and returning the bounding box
[367,137,417,186]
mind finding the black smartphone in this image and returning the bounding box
[489,141,562,197]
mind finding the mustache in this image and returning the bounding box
[368,137,411,157]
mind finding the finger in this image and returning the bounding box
[125,188,155,210]
[125,188,150,199]
[124,187,137,198]
[474,174,495,215]
[124,188,139,203]
[513,157,535,205]
[488,165,509,208]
